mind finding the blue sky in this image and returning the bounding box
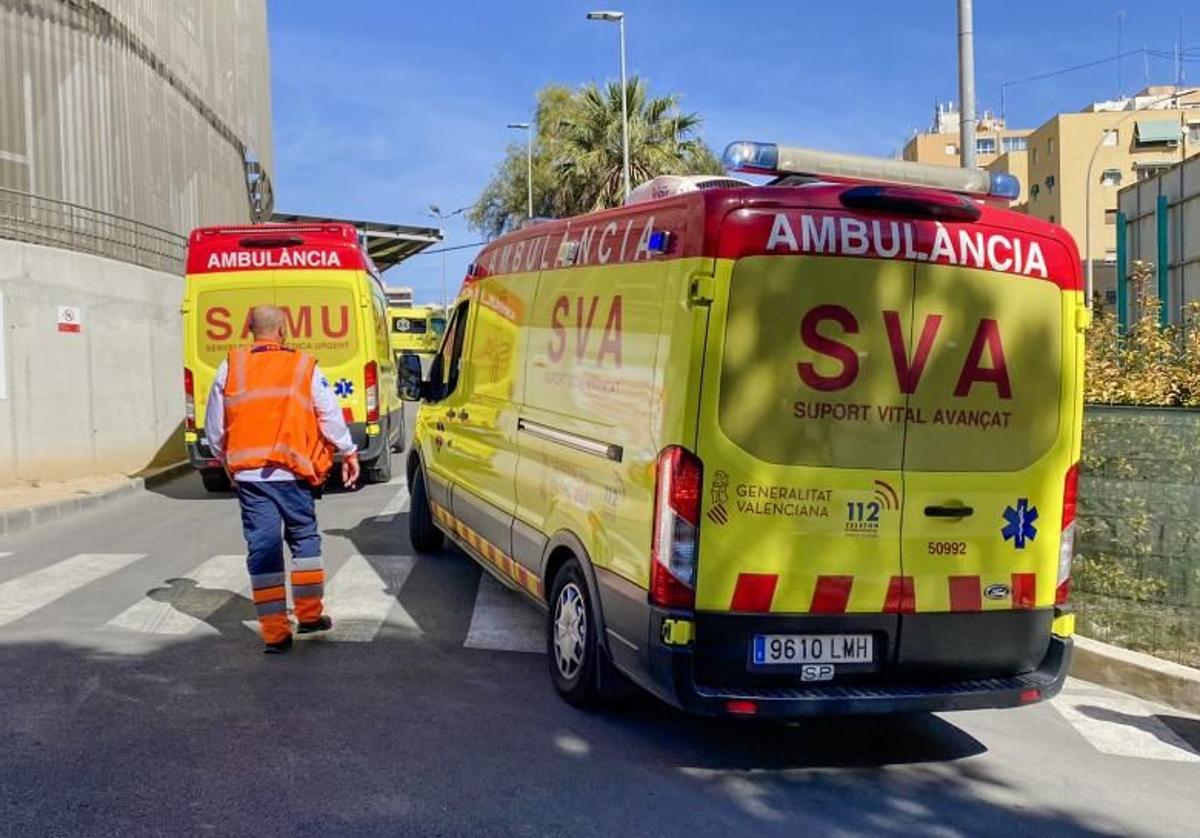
[268,0,1196,304]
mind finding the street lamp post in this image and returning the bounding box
[427,203,471,310]
[1083,87,1196,306]
[587,10,630,201]
[507,122,533,219]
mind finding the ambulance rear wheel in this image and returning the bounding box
[548,559,602,707]
[364,450,393,483]
[408,467,444,554]
[200,469,230,493]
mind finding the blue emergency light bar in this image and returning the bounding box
[723,141,1021,201]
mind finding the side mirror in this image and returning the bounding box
[397,353,425,401]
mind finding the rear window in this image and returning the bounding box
[717,254,1064,472]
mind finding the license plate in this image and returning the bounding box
[752,634,873,665]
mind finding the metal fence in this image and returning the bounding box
[1076,405,1200,666]
[0,186,185,274]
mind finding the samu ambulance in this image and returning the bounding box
[182,222,401,490]
[399,144,1084,717]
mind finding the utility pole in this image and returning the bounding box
[957,0,977,169]
[1117,11,1125,96]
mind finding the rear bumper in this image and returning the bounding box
[635,609,1071,718]
[186,419,390,472]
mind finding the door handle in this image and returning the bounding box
[924,505,974,519]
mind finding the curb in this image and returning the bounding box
[0,462,192,538]
[1070,635,1200,715]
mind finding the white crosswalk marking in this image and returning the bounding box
[103,555,249,635]
[375,483,410,523]
[464,573,544,654]
[0,553,145,627]
[1052,679,1200,762]
[322,554,419,642]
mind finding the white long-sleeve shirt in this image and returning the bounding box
[205,357,356,483]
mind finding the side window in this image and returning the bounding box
[430,301,470,398]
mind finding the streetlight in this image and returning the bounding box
[427,204,471,310]
[507,122,533,219]
[586,10,631,201]
[1083,87,1197,305]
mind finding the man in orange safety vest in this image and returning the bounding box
[205,305,361,653]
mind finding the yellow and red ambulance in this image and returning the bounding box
[400,144,1084,717]
[182,223,401,490]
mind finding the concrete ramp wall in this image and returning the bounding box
[0,239,183,484]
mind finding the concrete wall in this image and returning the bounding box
[0,238,182,484]
[1076,405,1200,666]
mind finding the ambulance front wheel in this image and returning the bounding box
[200,469,231,493]
[548,558,605,708]
[408,467,444,554]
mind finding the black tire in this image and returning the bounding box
[200,469,231,493]
[547,558,604,708]
[408,466,444,554]
[364,450,393,483]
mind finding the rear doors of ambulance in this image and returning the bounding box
[693,197,1077,687]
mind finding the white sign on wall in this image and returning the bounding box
[57,305,82,334]
[0,293,6,400]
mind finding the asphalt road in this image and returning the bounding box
[1,459,1198,837]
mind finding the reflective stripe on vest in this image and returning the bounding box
[223,343,334,485]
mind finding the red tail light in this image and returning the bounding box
[364,361,379,423]
[183,367,196,431]
[650,446,701,609]
[1056,463,1080,605]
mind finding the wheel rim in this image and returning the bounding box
[553,582,587,680]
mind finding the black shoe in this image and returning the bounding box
[297,615,333,635]
[263,635,294,655]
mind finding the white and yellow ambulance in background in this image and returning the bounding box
[182,222,401,490]
[388,304,446,366]
[400,143,1084,717]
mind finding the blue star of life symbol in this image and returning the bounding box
[1002,499,1039,549]
[334,378,354,398]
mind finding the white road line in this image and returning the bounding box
[464,572,544,654]
[375,483,410,523]
[0,553,145,628]
[1052,678,1200,762]
[103,554,248,635]
[323,554,419,642]
[0,552,11,560]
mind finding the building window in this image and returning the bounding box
[1137,164,1171,182]
[1102,129,1119,146]
[944,143,958,155]
[1101,168,1122,187]
[976,137,997,155]
[1030,183,1040,198]
[1105,209,1118,225]
[1032,148,1040,164]
[1049,214,1056,223]
[1048,138,1056,155]
[1104,248,1117,264]
[1189,122,1200,143]
[1045,175,1056,191]
[1002,136,1027,152]
[1105,290,1118,305]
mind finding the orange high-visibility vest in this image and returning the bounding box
[223,342,334,486]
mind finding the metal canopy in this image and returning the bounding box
[269,212,443,271]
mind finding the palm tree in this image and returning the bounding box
[555,77,721,213]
